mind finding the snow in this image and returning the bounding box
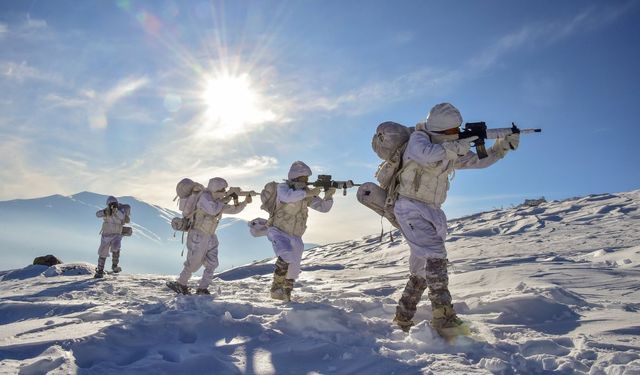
[0,190,639,374]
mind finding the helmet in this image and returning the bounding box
[420,103,463,132]
[288,161,312,180]
[106,196,118,205]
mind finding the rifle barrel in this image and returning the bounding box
[485,127,542,139]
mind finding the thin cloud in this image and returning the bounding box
[41,77,152,127]
[87,155,280,207]
[292,2,636,119]
[24,16,47,30]
[88,76,149,129]
[0,131,280,209]
[43,93,87,109]
[0,136,66,199]
[1,60,62,84]
[293,67,461,116]
[471,2,637,73]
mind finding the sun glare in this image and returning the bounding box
[201,73,275,137]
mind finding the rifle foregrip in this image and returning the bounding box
[476,144,488,159]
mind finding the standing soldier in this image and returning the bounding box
[167,177,252,295]
[95,196,130,278]
[393,103,520,336]
[267,161,335,302]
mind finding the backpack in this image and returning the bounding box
[247,181,279,238]
[171,179,205,233]
[260,181,279,218]
[175,178,197,200]
[356,182,401,229]
[357,122,414,230]
[118,203,131,224]
[118,204,132,235]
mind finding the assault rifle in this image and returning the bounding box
[226,187,259,197]
[218,187,258,205]
[308,174,361,196]
[459,122,541,159]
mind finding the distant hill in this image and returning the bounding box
[0,192,274,274]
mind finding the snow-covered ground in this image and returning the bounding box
[1,190,639,374]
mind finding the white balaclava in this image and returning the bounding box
[106,196,118,205]
[419,103,463,133]
[288,161,312,180]
[207,177,228,192]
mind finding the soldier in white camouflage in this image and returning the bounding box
[266,161,335,302]
[393,103,520,335]
[94,196,129,278]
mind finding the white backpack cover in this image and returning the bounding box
[260,181,279,217]
[357,122,414,229]
[372,121,413,160]
[172,179,205,233]
[357,182,400,229]
[247,181,279,237]
[248,218,268,237]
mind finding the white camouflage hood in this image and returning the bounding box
[207,177,228,192]
[288,161,312,180]
[420,103,463,132]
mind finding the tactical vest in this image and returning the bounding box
[396,131,457,207]
[190,192,222,236]
[101,212,125,235]
[269,195,311,237]
[191,209,221,236]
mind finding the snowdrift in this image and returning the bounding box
[1,190,639,374]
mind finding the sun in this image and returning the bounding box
[200,73,275,137]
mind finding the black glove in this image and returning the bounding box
[222,193,238,204]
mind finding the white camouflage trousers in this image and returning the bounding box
[177,230,219,289]
[267,227,304,280]
[394,196,448,279]
[98,234,122,258]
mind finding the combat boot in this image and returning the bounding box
[94,257,106,278]
[393,314,413,333]
[166,281,191,295]
[394,275,427,332]
[112,251,121,273]
[431,303,467,338]
[270,257,289,301]
[283,278,295,302]
[431,304,463,329]
[425,258,464,336]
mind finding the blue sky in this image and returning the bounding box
[1,0,639,244]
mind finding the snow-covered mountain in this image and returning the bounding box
[0,190,639,374]
[0,192,272,274]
